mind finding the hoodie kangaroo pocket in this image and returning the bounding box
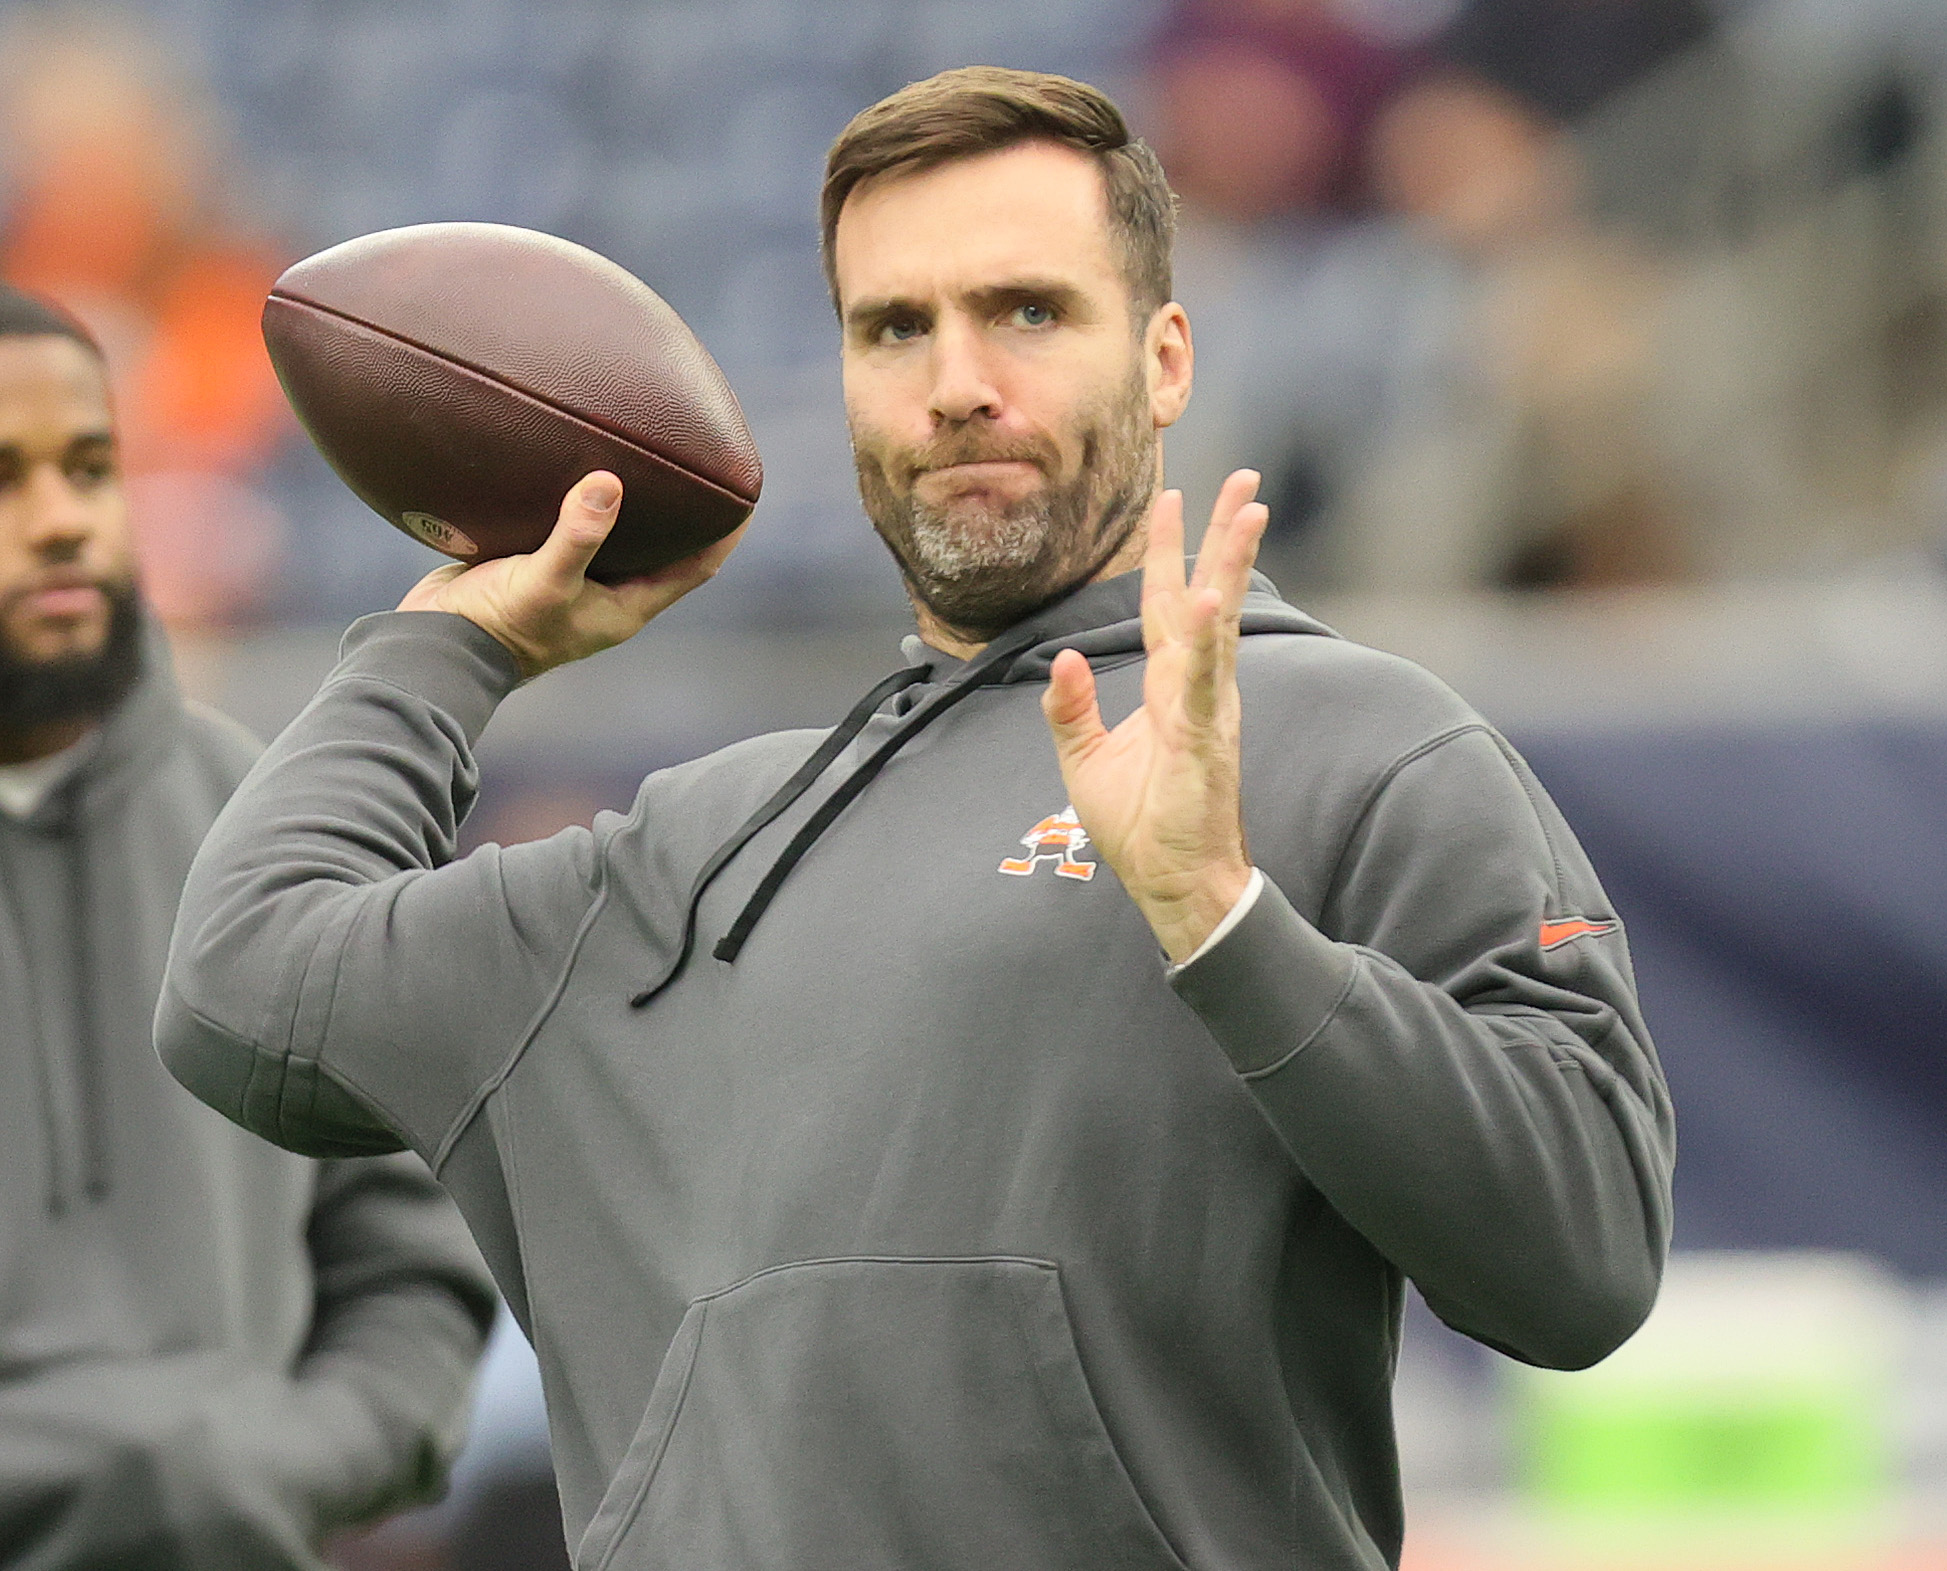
[578,1255,1190,1571]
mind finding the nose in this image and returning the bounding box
[926,314,1003,427]
[19,462,94,558]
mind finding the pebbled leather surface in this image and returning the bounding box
[263,298,751,581]
[267,222,762,505]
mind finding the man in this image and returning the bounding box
[0,282,496,1566]
[159,68,1674,1570]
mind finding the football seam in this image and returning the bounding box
[266,291,761,506]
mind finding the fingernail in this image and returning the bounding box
[582,477,621,511]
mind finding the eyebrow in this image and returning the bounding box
[844,278,1091,339]
[0,429,116,463]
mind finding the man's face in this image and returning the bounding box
[0,334,141,732]
[835,140,1189,640]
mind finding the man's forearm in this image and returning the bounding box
[1172,875,1671,1371]
[157,612,524,1158]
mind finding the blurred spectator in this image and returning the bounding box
[1144,0,1460,559]
[1150,0,1729,592]
[1150,0,1441,218]
[0,7,291,630]
[1438,0,1718,124]
[1370,70,1689,587]
[1342,70,1692,588]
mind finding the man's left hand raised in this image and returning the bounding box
[1042,469,1270,963]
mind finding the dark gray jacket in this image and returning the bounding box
[0,633,495,1568]
[160,572,1673,1571]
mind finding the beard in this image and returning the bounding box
[0,577,145,733]
[853,363,1159,641]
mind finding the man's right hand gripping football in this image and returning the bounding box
[397,471,741,679]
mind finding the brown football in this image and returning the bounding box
[262,222,762,583]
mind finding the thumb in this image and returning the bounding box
[531,471,624,591]
[1042,648,1106,762]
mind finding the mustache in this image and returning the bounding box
[0,568,125,616]
[895,429,1060,484]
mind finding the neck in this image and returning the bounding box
[909,602,988,662]
[0,715,96,767]
[911,519,1152,661]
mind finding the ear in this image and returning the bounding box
[1145,301,1193,430]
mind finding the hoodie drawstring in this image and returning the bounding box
[0,860,68,1213]
[63,779,111,1202]
[629,620,1047,1005]
[626,663,930,1007]
[710,623,1045,964]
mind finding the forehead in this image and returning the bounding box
[833,139,1124,310]
[0,336,111,440]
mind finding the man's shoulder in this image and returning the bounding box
[617,726,829,828]
[1237,624,1487,757]
[112,699,263,833]
[179,700,264,783]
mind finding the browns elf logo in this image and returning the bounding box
[1539,916,1619,951]
[999,806,1097,881]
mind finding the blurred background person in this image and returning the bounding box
[1145,0,1452,574]
[1152,0,1724,592]
[0,282,494,1567]
[0,6,291,631]
[1346,65,1694,590]
[1440,0,1716,122]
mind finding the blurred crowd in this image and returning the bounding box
[1151,0,1947,594]
[5,0,1947,636]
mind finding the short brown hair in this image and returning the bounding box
[820,66,1177,320]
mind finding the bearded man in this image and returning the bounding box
[0,283,496,1566]
[159,69,1673,1571]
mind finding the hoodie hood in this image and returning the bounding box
[13,617,184,837]
[1,618,184,1209]
[899,568,1339,687]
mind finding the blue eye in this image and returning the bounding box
[1015,301,1055,327]
[881,316,925,343]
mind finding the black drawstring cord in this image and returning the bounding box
[627,663,931,1008]
[48,777,110,1205]
[66,789,110,1203]
[0,848,67,1214]
[709,621,1045,965]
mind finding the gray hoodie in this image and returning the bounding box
[160,572,1673,1571]
[0,632,495,1568]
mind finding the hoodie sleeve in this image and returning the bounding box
[1170,723,1674,1371]
[157,611,601,1161]
[281,1154,497,1530]
[0,1159,491,1565]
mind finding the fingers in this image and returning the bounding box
[1180,472,1267,646]
[599,520,748,627]
[1172,470,1267,730]
[1214,502,1269,618]
[1143,489,1187,597]
[1141,489,1188,649]
[530,471,624,593]
[1042,647,1107,767]
[1179,500,1262,726]
[1190,469,1262,592]
[1179,584,1228,728]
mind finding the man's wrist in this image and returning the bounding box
[1166,867,1265,974]
[338,611,525,745]
[1137,861,1258,964]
